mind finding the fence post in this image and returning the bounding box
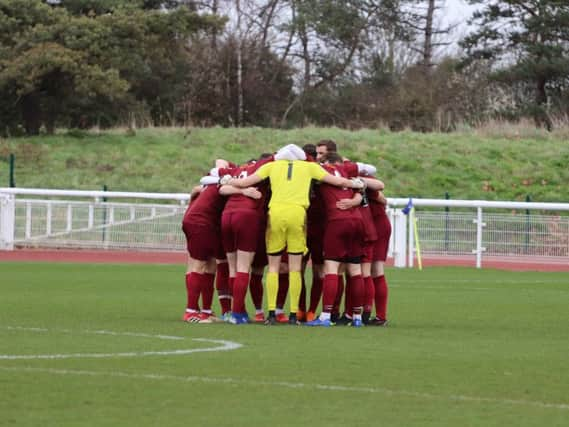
[392,208,408,267]
[0,192,16,250]
[9,154,15,187]
[525,194,531,253]
[444,191,450,252]
[473,207,486,268]
[408,209,414,268]
[102,184,108,246]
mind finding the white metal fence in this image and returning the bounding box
[1,188,569,268]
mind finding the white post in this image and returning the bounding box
[0,193,16,250]
[25,201,32,239]
[46,202,52,236]
[66,204,73,233]
[392,208,408,268]
[88,204,94,229]
[408,211,415,268]
[473,207,486,268]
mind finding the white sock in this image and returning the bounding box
[320,312,331,321]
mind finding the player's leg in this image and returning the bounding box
[286,253,303,324]
[371,214,392,326]
[216,259,232,319]
[284,205,309,325]
[230,249,255,324]
[306,259,339,326]
[250,221,268,322]
[307,262,323,322]
[197,256,217,321]
[250,265,265,322]
[183,255,200,321]
[182,223,217,323]
[265,208,288,324]
[276,260,289,322]
[220,211,237,319]
[361,258,374,324]
[346,262,364,327]
[371,260,388,326]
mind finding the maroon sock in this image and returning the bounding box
[216,263,231,314]
[321,274,338,313]
[308,275,323,313]
[232,272,250,314]
[363,275,375,314]
[249,273,264,310]
[299,273,307,312]
[349,274,364,316]
[332,275,345,315]
[187,272,202,311]
[229,276,234,296]
[374,275,389,320]
[201,273,215,311]
[277,273,289,309]
[344,279,352,316]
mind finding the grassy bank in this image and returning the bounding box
[1,127,568,201]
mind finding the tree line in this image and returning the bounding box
[1,0,568,136]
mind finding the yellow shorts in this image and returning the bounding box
[266,203,307,255]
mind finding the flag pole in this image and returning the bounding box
[411,207,423,270]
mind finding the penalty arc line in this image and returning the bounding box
[0,327,242,360]
[0,366,568,411]
[0,338,241,360]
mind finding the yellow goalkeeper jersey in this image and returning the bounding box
[255,160,328,209]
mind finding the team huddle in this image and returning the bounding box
[181,140,391,327]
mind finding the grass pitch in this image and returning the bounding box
[1,262,568,427]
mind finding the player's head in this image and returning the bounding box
[316,139,337,161]
[259,152,273,160]
[302,143,317,161]
[321,152,343,165]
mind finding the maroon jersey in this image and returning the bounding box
[183,185,226,227]
[359,201,378,242]
[342,160,359,178]
[319,164,362,221]
[223,157,272,214]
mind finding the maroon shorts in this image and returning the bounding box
[362,242,374,263]
[221,210,263,253]
[182,221,222,261]
[307,222,325,265]
[373,215,392,262]
[323,218,365,262]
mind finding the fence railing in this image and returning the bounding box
[1,188,569,268]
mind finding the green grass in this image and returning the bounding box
[1,262,569,426]
[1,127,569,201]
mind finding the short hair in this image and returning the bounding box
[302,143,317,159]
[316,139,337,152]
[320,152,343,164]
[259,152,273,160]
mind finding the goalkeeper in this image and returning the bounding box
[220,144,365,325]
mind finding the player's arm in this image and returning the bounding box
[336,192,363,210]
[320,173,363,189]
[361,177,384,191]
[222,173,262,188]
[310,162,364,189]
[219,185,262,199]
[190,185,202,202]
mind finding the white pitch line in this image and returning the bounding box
[0,339,241,360]
[0,366,567,411]
[0,327,242,360]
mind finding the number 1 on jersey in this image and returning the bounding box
[287,162,293,180]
